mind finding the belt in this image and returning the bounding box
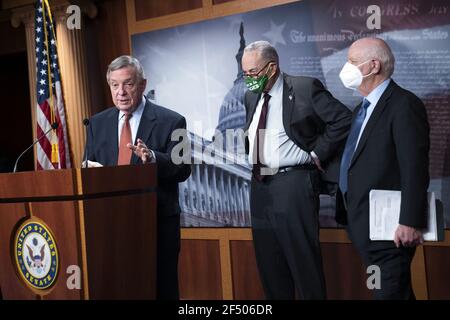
[253,164,317,182]
[277,163,317,173]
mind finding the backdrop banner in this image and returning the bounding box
[132,0,450,228]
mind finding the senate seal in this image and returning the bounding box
[14,218,59,290]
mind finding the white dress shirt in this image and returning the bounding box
[248,73,313,169]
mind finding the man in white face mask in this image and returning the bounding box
[336,38,430,299]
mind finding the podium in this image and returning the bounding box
[0,165,157,299]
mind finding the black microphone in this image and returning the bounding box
[82,118,90,168]
[13,122,58,173]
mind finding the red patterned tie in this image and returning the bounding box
[117,114,132,165]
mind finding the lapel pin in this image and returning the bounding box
[289,95,293,100]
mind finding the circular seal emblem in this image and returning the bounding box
[14,218,59,290]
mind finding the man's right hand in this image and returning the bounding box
[394,224,424,248]
[310,152,325,173]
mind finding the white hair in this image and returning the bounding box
[244,40,279,64]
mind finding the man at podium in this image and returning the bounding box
[84,55,191,299]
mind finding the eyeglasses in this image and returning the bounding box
[243,61,274,79]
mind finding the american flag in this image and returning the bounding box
[35,0,71,170]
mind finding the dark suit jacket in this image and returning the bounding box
[336,80,430,251]
[244,73,352,194]
[85,98,191,217]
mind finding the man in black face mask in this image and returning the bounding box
[242,40,352,299]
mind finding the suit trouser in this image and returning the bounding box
[358,243,416,300]
[250,168,326,299]
[157,214,181,299]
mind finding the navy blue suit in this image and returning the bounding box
[86,97,191,299]
[336,80,430,299]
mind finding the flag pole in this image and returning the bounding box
[41,0,59,165]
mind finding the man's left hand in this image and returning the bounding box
[127,138,153,164]
[394,224,424,248]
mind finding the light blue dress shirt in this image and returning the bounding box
[355,78,391,148]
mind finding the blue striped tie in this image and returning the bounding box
[339,98,371,193]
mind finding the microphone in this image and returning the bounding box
[13,122,58,173]
[82,118,90,168]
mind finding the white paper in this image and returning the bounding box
[81,160,103,168]
[369,189,441,241]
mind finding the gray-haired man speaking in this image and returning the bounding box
[85,55,191,299]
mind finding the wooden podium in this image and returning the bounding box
[0,165,157,300]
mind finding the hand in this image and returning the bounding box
[127,138,153,164]
[394,224,424,248]
[311,152,325,173]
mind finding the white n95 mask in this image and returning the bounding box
[339,60,373,90]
